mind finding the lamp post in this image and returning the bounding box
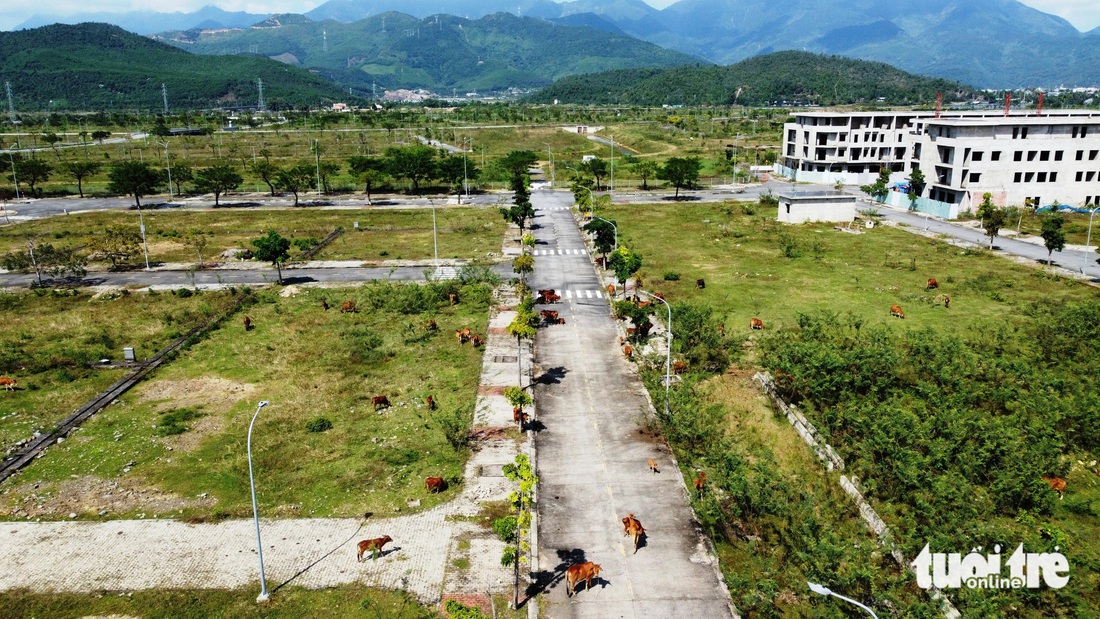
[590,215,617,252]
[7,150,19,200]
[543,142,554,188]
[161,141,173,200]
[462,137,471,202]
[1084,207,1097,273]
[313,140,322,196]
[137,206,151,271]
[609,134,614,202]
[807,582,878,618]
[429,198,438,268]
[640,290,671,419]
[248,400,271,603]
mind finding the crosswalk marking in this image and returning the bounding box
[431,266,459,280]
[558,289,605,300]
[533,249,588,256]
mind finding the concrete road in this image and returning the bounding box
[529,188,734,618]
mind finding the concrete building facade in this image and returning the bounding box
[778,110,1100,218]
[776,190,856,224]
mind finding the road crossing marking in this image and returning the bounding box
[560,289,605,300]
[532,249,588,256]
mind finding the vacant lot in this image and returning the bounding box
[0,288,242,453]
[1,281,493,522]
[608,199,1100,616]
[0,206,507,266]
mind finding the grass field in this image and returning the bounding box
[0,288,242,452]
[609,198,1100,616]
[0,206,508,266]
[0,585,443,619]
[0,281,493,522]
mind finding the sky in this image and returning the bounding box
[1,0,1098,34]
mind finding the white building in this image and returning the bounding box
[776,190,856,224]
[777,110,1100,218]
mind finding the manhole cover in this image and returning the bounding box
[479,464,505,477]
[492,355,518,363]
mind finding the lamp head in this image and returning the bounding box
[258,400,269,408]
[807,581,832,596]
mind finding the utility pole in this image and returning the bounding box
[257,78,265,112]
[162,83,168,115]
[5,81,16,124]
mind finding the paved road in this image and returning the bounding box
[529,189,734,618]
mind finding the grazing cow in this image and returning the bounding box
[1043,476,1067,500]
[607,284,616,298]
[696,278,706,289]
[693,471,706,497]
[513,407,530,428]
[943,295,950,309]
[540,310,559,323]
[648,459,659,474]
[558,317,566,325]
[449,293,457,306]
[455,328,472,344]
[372,395,391,411]
[356,535,393,562]
[243,315,252,331]
[673,360,687,374]
[565,562,602,597]
[425,319,438,332]
[0,377,15,391]
[426,395,437,411]
[890,304,905,319]
[626,327,637,338]
[470,334,484,347]
[321,299,329,311]
[636,300,652,309]
[717,323,726,336]
[340,301,356,314]
[623,345,633,358]
[750,318,765,330]
[546,293,561,303]
[653,293,665,301]
[425,477,445,493]
[926,277,939,290]
[621,514,645,553]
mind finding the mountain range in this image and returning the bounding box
[16,0,1100,88]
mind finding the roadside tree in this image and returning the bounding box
[977,192,1008,249]
[192,162,243,206]
[658,157,701,198]
[276,164,317,206]
[1040,213,1066,268]
[251,160,281,196]
[251,230,291,284]
[348,155,388,204]
[607,245,643,298]
[60,161,101,198]
[107,161,161,208]
[384,145,437,192]
[86,225,142,269]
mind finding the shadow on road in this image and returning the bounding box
[661,195,701,202]
[272,522,364,593]
[281,276,318,285]
[524,548,603,604]
[536,366,568,385]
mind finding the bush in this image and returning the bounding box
[174,288,194,298]
[305,417,333,433]
[492,516,518,542]
[434,408,470,451]
[663,271,681,281]
[157,407,204,436]
[444,600,490,619]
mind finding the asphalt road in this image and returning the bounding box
[529,188,734,618]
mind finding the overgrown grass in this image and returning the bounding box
[0,288,243,451]
[0,207,507,265]
[1,281,492,522]
[0,585,441,619]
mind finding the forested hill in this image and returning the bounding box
[525,51,981,107]
[0,23,358,112]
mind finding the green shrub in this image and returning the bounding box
[434,408,470,451]
[174,288,194,298]
[492,516,517,542]
[157,407,204,436]
[663,271,680,281]
[305,417,333,433]
[444,599,490,619]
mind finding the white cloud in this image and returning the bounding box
[1017,0,1100,31]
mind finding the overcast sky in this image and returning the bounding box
[1,0,1097,34]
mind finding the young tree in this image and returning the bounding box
[86,225,141,269]
[60,161,101,198]
[907,167,926,211]
[712,157,735,185]
[630,160,660,190]
[512,253,534,285]
[348,155,388,205]
[185,228,210,269]
[1040,213,1066,268]
[583,218,616,261]
[580,157,609,190]
[192,162,243,206]
[107,161,161,208]
[14,157,52,198]
[41,132,63,161]
[860,166,892,204]
[384,145,437,192]
[168,162,193,196]
[1,239,87,284]
[276,164,316,206]
[499,150,539,178]
[607,246,643,298]
[658,157,702,198]
[251,160,281,196]
[91,130,111,144]
[251,230,291,283]
[318,162,340,194]
[977,192,1008,249]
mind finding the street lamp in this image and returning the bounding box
[640,290,671,419]
[7,150,19,200]
[248,400,271,602]
[1084,207,1097,273]
[609,134,614,202]
[807,582,878,618]
[137,206,151,271]
[589,215,617,252]
[429,198,438,268]
[543,142,554,188]
[161,141,173,200]
[462,137,471,202]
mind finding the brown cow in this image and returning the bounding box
[653,293,665,301]
[425,319,438,332]
[340,301,356,314]
[926,277,939,290]
[693,471,706,497]
[717,323,726,336]
[321,299,329,311]
[426,395,437,411]
[565,561,602,597]
[357,535,393,562]
[243,315,252,331]
[540,310,559,323]
[890,304,905,319]
[425,477,445,493]
[607,284,616,298]
[470,334,484,347]
[372,395,391,411]
[558,317,566,325]
[456,328,472,344]
[750,318,765,330]
[0,377,15,391]
[622,514,645,553]
[696,278,706,289]
[623,345,633,358]
[648,459,659,474]
[673,360,688,374]
[943,295,950,309]
[449,293,457,306]
[513,407,530,428]
[1043,476,1067,500]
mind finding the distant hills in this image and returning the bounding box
[0,23,359,111]
[153,12,702,93]
[526,51,982,107]
[17,0,1100,88]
